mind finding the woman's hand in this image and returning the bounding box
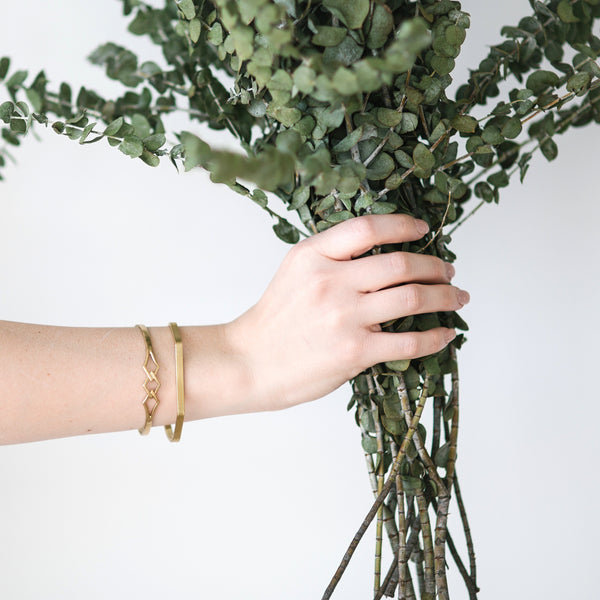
[225,214,470,412]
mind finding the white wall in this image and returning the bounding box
[0,1,597,599]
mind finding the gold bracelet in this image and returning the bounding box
[164,322,185,442]
[136,324,160,435]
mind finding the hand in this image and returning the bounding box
[225,214,469,412]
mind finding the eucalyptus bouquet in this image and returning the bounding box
[2,1,599,597]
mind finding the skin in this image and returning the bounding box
[0,214,469,445]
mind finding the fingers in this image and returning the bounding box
[371,327,457,365]
[346,251,454,292]
[360,284,469,325]
[308,214,429,261]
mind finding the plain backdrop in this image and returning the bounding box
[1,1,598,599]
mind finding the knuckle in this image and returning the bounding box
[348,215,378,244]
[401,333,420,358]
[342,333,368,368]
[309,272,333,301]
[436,328,449,350]
[435,257,449,280]
[388,252,410,276]
[403,284,423,313]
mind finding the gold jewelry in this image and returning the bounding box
[165,322,185,442]
[136,324,160,435]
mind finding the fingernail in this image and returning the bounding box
[445,263,455,280]
[415,219,429,235]
[457,289,470,306]
[445,329,457,344]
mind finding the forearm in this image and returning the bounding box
[0,320,251,445]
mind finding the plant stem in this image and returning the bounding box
[433,347,460,599]
[321,378,432,600]
[453,472,477,588]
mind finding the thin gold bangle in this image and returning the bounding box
[165,322,185,442]
[136,324,160,436]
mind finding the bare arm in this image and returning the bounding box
[0,214,469,445]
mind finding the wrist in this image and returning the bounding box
[181,323,257,419]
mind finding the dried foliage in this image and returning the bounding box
[2,1,600,597]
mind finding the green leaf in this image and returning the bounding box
[180,131,211,171]
[474,181,495,202]
[323,34,363,67]
[131,114,151,139]
[119,136,144,158]
[25,88,42,113]
[526,70,559,95]
[487,169,509,188]
[10,118,26,134]
[377,107,402,127]
[322,0,370,29]
[431,55,455,76]
[177,0,196,20]
[140,149,160,167]
[333,125,363,153]
[451,115,478,133]
[2,127,21,145]
[385,359,411,372]
[366,153,395,180]
[293,66,316,95]
[207,23,223,46]
[353,60,382,92]
[289,187,310,210]
[332,67,360,95]
[445,25,466,47]
[326,210,355,223]
[143,133,166,152]
[5,70,28,90]
[0,57,9,80]
[361,434,378,454]
[371,201,396,214]
[312,26,347,47]
[422,356,440,376]
[399,112,418,134]
[434,442,451,468]
[567,72,592,96]
[0,101,14,123]
[232,25,255,61]
[394,149,413,169]
[481,125,504,145]
[557,0,580,22]
[273,218,300,244]
[501,117,522,139]
[540,137,558,161]
[272,107,302,127]
[413,143,435,171]
[252,189,268,208]
[189,18,201,44]
[275,129,302,154]
[401,475,423,494]
[78,122,97,144]
[382,415,407,436]
[104,117,124,137]
[367,3,394,49]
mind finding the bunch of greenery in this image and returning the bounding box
[2,0,599,597]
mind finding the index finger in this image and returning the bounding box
[308,214,429,261]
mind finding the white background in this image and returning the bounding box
[1,1,598,598]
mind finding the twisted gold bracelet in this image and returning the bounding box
[136,324,160,435]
